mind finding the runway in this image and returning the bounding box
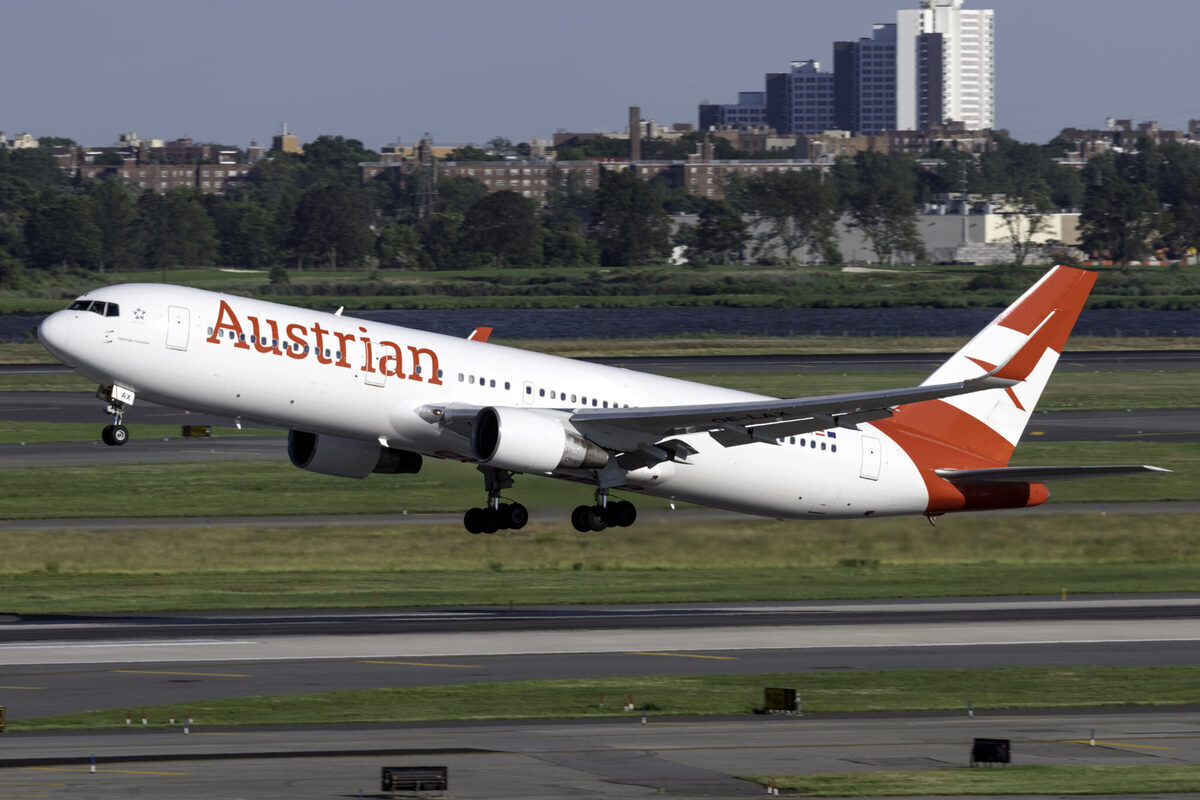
[2,597,1200,798]
[3,708,1200,799]
[3,597,1200,713]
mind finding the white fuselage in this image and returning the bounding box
[38,284,932,520]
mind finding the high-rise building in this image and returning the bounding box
[698,92,768,130]
[896,0,994,131]
[834,24,898,135]
[766,60,835,135]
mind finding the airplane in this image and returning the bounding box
[36,265,1166,533]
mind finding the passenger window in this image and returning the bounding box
[539,389,545,397]
[470,376,475,384]
[821,442,826,451]
[490,380,496,388]
[525,385,532,395]
[438,370,445,379]
[459,374,465,382]
[571,394,577,403]
[504,382,510,390]
[602,401,608,408]
[831,444,837,453]
[550,391,556,399]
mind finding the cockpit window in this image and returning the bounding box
[67,300,119,317]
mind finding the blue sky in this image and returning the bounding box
[3,0,1197,150]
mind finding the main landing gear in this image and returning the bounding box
[571,489,637,533]
[464,467,530,534]
[461,468,639,534]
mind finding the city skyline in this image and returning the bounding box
[2,0,1197,150]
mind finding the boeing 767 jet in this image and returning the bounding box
[38,265,1165,532]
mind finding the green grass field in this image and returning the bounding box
[13,666,1200,730]
[3,510,1199,612]
[752,765,1200,797]
[0,441,1191,520]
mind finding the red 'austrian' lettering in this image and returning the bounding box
[205,299,442,384]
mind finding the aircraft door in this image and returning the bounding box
[166,306,189,351]
[860,435,881,481]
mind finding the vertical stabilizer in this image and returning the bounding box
[875,266,1096,469]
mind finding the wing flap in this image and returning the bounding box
[935,465,1171,484]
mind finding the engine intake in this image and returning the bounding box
[471,407,608,473]
[288,430,422,478]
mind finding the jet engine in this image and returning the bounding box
[471,407,608,473]
[287,430,422,478]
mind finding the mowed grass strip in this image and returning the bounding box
[0,421,280,444]
[3,515,1200,612]
[0,442,1193,520]
[14,667,1200,730]
[752,765,1200,797]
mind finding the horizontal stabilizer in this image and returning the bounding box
[935,465,1171,484]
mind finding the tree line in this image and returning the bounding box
[0,132,1195,289]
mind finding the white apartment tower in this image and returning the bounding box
[896,0,994,131]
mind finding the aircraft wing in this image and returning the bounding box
[935,465,1171,484]
[571,371,1017,454]
[572,306,1060,454]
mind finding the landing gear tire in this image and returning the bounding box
[465,502,527,534]
[571,505,591,533]
[101,424,129,447]
[572,505,608,532]
[606,500,636,528]
[500,502,529,530]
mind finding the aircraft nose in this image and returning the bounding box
[38,311,74,362]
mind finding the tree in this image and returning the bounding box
[1080,153,1161,263]
[376,222,422,269]
[836,152,925,265]
[542,221,599,267]
[301,135,378,187]
[444,146,493,162]
[437,176,490,215]
[205,194,282,269]
[136,189,218,269]
[24,191,100,270]
[997,179,1055,266]
[741,171,841,265]
[684,199,749,265]
[291,183,373,269]
[590,168,671,266]
[87,178,140,273]
[460,191,543,267]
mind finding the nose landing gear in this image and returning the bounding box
[97,384,135,447]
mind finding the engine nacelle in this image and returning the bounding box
[471,407,608,473]
[288,430,422,478]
